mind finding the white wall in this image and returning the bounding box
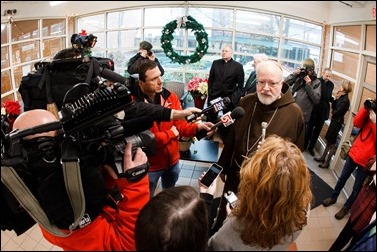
[1,1,375,24]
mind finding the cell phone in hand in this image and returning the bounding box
[199,163,223,188]
[224,191,238,209]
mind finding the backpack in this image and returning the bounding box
[18,57,115,112]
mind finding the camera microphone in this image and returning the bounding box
[186,97,231,122]
[261,122,268,141]
[196,106,245,140]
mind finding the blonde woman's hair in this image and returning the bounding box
[341,80,353,94]
[233,135,313,249]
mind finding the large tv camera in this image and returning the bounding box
[1,82,156,176]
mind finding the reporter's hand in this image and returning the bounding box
[196,121,214,131]
[170,125,179,137]
[172,107,202,120]
[198,171,217,196]
[225,202,232,216]
[123,142,148,171]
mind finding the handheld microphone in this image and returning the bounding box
[186,97,231,122]
[261,122,268,141]
[196,107,245,140]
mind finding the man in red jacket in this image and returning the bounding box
[134,60,213,197]
[323,99,376,219]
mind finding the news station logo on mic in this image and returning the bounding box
[210,97,225,112]
[220,112,234,127]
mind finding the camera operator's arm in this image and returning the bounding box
[101,142,150,250]
[284,67,300,87]
[124,101,201,121]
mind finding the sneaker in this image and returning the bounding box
[335,206,349,220]
[322,197,336,207]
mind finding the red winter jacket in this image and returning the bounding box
[349,107,376,168]
[146,89,198,172]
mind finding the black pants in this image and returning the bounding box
[305,119,325,150]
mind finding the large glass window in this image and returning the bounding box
[333,25,361,50]
[331,50,358,79]
[365,25,376,52]
[11,20,39,42]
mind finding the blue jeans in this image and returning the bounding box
[330,156,368,209]
[148,162,181,198]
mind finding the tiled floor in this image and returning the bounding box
[1,144,349,251]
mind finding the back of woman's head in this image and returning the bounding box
[135,186,208,251]
[235,135,313,249]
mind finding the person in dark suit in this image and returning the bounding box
[314,80,352,168]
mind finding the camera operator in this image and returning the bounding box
[9,109,151,251]
[284,58,321,152]
[127,41,165,76]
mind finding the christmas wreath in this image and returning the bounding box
[161,16,209,64]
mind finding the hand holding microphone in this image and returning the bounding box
[257,122,268,150]
[196,107,245,140]
[186,97,231,122]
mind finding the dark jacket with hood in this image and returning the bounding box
[218,82,305,193]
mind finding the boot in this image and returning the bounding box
[314,145,329,163]
[319,145,335,168]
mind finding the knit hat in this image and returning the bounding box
[139,41,153,51]
[303,58,315,69]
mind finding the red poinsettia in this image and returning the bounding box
[186,77,208,100]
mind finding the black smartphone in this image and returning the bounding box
[147,50,153,56]
[199,163,223,188]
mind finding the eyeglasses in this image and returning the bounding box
[257,80,282,88]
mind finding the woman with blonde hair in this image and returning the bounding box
[314,80,353,168]
[208,135,313,250]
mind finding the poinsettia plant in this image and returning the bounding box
[186,77,208,100]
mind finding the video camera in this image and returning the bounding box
[299,68,308,78]
[1,82,156,176]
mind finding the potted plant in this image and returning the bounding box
[178,136,196,152]
[186,77,208,109]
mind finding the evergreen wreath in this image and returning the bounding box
[161,15,209,64]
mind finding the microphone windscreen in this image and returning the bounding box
[230,107,245,119]
[223,97,231,105]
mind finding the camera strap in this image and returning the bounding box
[0,139,87,237]
[1,166,73,237]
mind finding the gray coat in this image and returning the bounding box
[284,73,321,122]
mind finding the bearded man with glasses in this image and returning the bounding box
[209,60,305,236]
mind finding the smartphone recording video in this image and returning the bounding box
[199,163,223,188]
